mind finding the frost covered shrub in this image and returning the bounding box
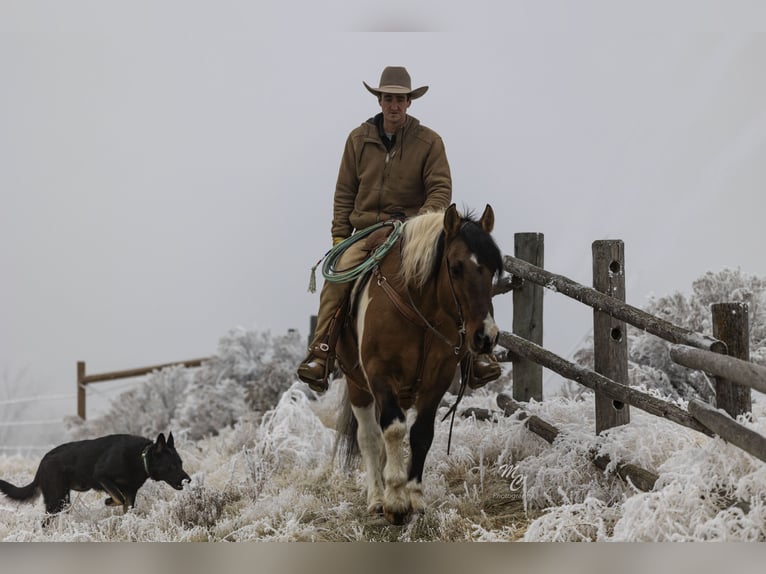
[572,268,766,402]
[169,478,233,529]
[173,328,304,439]
[523,496,621,541]
[173,376,247,440]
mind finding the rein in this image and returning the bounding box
[373,255,466,355]
[441,353,472,455]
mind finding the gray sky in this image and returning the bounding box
[2,2,765,419]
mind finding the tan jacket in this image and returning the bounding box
[331,114,452,240]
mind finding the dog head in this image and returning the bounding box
[148,432,191,490]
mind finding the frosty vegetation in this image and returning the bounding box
[1,268,765,541]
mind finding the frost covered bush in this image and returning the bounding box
[573,268,766,402]
[65,328,305,441]
[174,328,304,439]
[169,478,234,530]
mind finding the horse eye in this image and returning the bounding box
[450,261,463,277]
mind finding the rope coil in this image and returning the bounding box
[308,220,404,293]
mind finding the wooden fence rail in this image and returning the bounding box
[670,344,766,395]
[501,233,765,472]
[503,253,726,353]
[688,399,766,462]
[497,331,713,437]
[76,358,210,420]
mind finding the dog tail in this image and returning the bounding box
[0,477,40,502]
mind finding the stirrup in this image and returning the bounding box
[297,352,334,393]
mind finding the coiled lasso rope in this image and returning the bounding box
[308,220,404,293]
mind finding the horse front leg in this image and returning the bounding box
[351,402,385,515]
[378,386,410,525]
[407,399,442,515]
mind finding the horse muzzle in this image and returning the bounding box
[471,314,499,354]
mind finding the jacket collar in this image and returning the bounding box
[367,113,417,149]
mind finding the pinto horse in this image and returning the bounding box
[335,204,503,524]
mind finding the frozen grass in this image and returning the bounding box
[2,379,766,541]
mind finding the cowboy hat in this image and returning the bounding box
[363,66,429,99]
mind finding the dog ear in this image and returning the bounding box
[156,433,166,449]
[167,432,175,449]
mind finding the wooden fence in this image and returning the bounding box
[76,358,209,420]
[496,233,766,483]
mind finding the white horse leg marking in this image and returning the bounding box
[407,479,425,514]
[352,403,385,514]
[382,419,410,517]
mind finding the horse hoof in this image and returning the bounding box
[368,504,384,516]
[384,510,410,525]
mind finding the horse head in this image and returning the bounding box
[443,204,503,355]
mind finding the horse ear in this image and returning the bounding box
[167,432,175,449]
[480,204,494,233]
[444,204,460,239]
[156,433,166,449]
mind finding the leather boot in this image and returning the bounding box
[297,351,332,393]
[297,286,349,393]
[469,354,502,389]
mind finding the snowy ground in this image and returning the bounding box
[2,377,765,542]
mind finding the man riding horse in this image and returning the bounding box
[298,66,501,392]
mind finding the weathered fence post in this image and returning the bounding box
[309,315,317,347]
[712,302,751,417]
[77,361,86,420]
[512,233,544,402]
[592,240,630,433]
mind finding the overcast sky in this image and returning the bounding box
[2,2,765,419]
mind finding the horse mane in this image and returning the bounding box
[400,211,445,289]
[399,208,503,290]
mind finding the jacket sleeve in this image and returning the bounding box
[418,136,452,214]
[331,133,359,240]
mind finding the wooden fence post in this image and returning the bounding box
[77,361,86,420]
[512,233,544,402]
[592,240,630,433]
[309,315,317,347]
[712,302,751,417]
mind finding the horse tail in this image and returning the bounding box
[332,382,360,472]
[0,476,40,502]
